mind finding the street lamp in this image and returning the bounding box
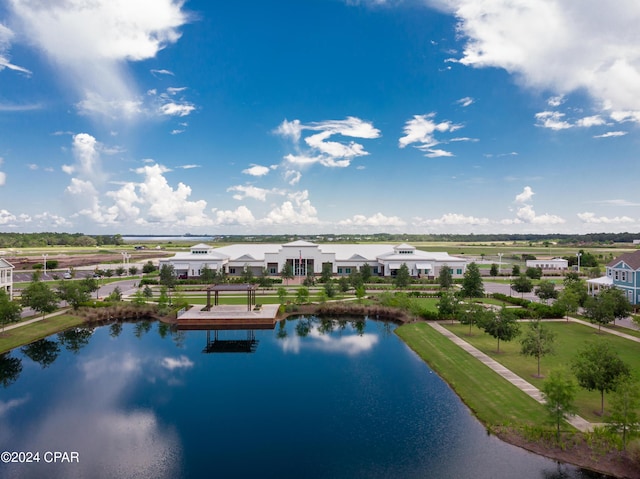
[498,253,503,274]
[42,254,48,277]
[576,252,582,273]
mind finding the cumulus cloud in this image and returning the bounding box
[275,117,380,171]
[0,157,5,186]
[242,164,271,177]
[160,355,194,371]
[261,190,319,225]
[8,0,190,120]
[338,213,406,227]
[398,113,462,157]
[515,186,534,204]
[212,206,256,226]
[442,0,640,121]
[577,212,635,224]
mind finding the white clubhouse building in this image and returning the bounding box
[160,241,467,279]
[0,258,14,298]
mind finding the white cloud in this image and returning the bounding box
[398,113,461,157]
[515,186,534,204]
[0,209,18,225]
[159,101,195,117]
[8,0,190,120]
[160,355,194,371]
[504,204,565,225]
[261,190,319,225]
[284,169,302,186]
[421,213,489,226]
[593,131,627,139]
[577,212,635,224]
[575,115,606,128]
[275,117,380,171]
[0,171,5,186]
[242,164,271,177]
[443,0,640,120]
[0,23,31,74]
[338,213,406,227]
[534,111,572,130]
[456,96,474,107]
[227,185,283,202]
[212,206,256,225]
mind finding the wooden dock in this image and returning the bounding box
[176,304,279,330]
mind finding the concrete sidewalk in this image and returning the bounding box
[2,309,70,333]
[428,321,594,432]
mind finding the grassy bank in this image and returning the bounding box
[0,315,86,354]
[395,322,548,428]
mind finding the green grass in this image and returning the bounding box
[396,322,548,428]
[442,321,640,421]
[0,315,86,354]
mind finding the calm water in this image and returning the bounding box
[0,317,605,479]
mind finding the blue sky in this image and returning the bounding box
[1,0,640,235]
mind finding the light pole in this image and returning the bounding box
[498,253,503,274]
[42,254,48,277]
[576,252,582,273]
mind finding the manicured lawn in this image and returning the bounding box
[442,321,640,422]
[0,315,86,354]
[396,323,548,428]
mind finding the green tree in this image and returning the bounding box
[128,266,139,276]
[338,276,350,294]
[280,262,294,285]
[295,286,309,304]
[438,264,453,289]
[563,272,588,307]
[0,290,22,332]
[115,266,126,277]
[360,263,372,283]
[458,303,492,336]
[143,285,154,298]
[541,369,578,441]
[555,287,580,321]
[520,319,556,377]
[277,287,287,305]
[607,378,640,450]
[525,266,542,280]
[355,285,366,303]
[534,280,558,304]
[482,307,520,353]
[511,264,521,276]
[394,263,411,288]
[142,261,156,274]
[437,291,458,322]
[489,263,499,277]
[320,263,333,283]
[159,264,176,291]
[584,287,632,331]
[200,265,215,284]
[56,280,91,310]
[241,264,254,283]
[571,340,631,415]
[21,280,58,319]
[460,262,484,298]
[324,280,337,298]
[108,286,122,302]
[511,274,533,298]
[349,270,363,290]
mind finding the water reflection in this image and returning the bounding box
[0,352,22,387]
[0,318,610,479]
[278,316,379,356]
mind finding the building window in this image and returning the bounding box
[622,271,627,282]
[456,269,462,275]
[345,268,351,274]
[269,267,277,274]
[229,268,236,274]
[615,271,619,280]
[337,268,343,274]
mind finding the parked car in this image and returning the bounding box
[63,272,72,279]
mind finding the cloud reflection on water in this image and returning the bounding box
[279,322,379,356]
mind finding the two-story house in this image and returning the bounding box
[588,250,640,305]
[0,258,14,299]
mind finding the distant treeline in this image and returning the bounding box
[1,231,639,248]
[0,233,124,248]
[212,232,640,245]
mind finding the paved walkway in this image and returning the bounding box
[3,309,70,332]
[428,321,595,432]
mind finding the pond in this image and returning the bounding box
[0,317,606,478]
